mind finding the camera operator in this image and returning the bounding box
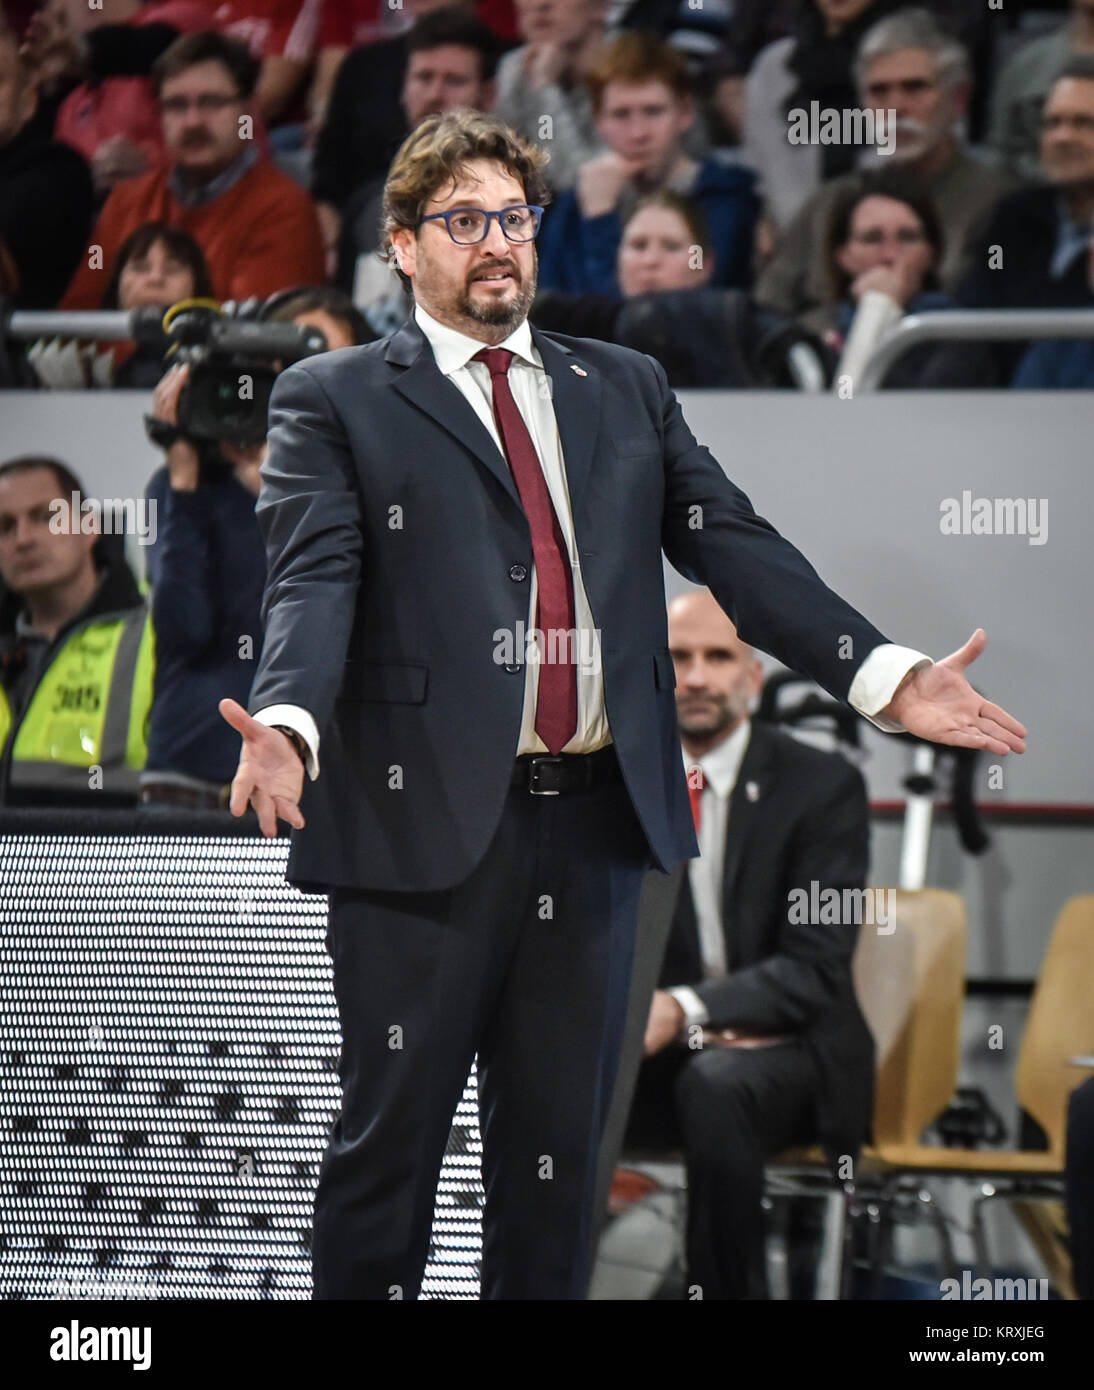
[139,287,367,809]
[138,360,267,810]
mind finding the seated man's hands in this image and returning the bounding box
[219,700,306,837]
[644,989,685,1056]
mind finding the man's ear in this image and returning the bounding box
[389,225,416,279]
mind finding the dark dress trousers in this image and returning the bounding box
[618,723,875,1298]
[246,315,893,1299]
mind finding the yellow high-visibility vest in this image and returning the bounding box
[0,604,155,798]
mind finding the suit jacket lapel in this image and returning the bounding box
[385,315,523,513]
[720,723,776,970]
[530,327,601,521]
[384,316,602,523]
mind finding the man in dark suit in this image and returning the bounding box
[623,590,874,1299]
[217,109,1026,1300]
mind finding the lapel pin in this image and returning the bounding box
[570,363,588,376]
[745,781,760,802]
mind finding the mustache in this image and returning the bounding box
[469,264,519,281]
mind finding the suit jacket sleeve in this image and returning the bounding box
[245,363,363,736]
[695,759,870,1032]
[653,352,891,702]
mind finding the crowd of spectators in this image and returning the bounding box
[2,1,1094,392]
[3,0,1094,810]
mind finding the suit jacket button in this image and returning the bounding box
[504,663,522,674]
[509,564,528,582]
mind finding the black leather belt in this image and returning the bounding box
[511,745,621,795]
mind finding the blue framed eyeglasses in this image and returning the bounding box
[418,205,545,245]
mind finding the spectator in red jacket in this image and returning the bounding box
[60,30,325,310]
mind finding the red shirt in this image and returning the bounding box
[60,155,326,309]
[211,0,323,63]
[318,0,384,50]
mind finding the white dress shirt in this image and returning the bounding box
[668,720,752,1029]
[253,305,933,777]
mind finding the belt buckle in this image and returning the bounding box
[527,754,564,795]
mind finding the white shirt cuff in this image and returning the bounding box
[849,644,933,733]
[252,704,320,780]
[668,985,709,1030]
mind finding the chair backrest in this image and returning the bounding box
[853,888,968,1147]
[1015,895,1094,1160]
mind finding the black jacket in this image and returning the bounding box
[0,120,94,308]
[311,36,409,210]
[658,721,875,1161]
[247,316,894,894]
[953,185,1094,383]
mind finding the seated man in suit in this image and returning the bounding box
[625,588,876,1299]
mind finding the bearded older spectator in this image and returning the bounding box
[755,7,1015,324]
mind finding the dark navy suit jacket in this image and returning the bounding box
[247,314,892,893]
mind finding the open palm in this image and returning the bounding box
[219,698,305,837]
[883,629,1027,756]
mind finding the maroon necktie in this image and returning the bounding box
[474,347,577,754]
[688,767,704,832]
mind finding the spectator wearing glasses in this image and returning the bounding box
[60,31,325,312]
[988,0,1094,182]
[953,57,1094,383]
[756,8,1015,327]
[814,174,971,390]
[536,31,758,295]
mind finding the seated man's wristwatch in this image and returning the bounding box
[273,725,308,767]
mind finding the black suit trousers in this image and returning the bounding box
[312,765,651,1300]
[628,1038,819,1299]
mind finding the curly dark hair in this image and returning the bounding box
[380,110,552,291]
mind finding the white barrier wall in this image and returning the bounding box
[2,388,1091,975]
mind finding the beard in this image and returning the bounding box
[463,278,536,328]
[426,249,539,334]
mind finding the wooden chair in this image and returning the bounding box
[765,887,969,1294]
[863,895,1094,1298]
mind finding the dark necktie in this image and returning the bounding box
[474,347,577,754]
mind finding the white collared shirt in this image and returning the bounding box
[253,307,932,777]
[668,719,752,1029]
[404,304,610,757]
[684,718,753,980]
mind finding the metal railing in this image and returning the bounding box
[5,308,145,342]
[856,308,1094,392]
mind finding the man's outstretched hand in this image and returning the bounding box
[219,698,306,837]
[881,629,1027,755]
